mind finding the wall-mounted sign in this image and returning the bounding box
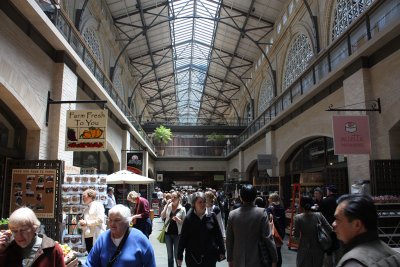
[10,169,56,218]
[156,174,163,182]
[66,109,107,151]
[332,115,371,155]
[257,154,275,170]
[127,152,143,174]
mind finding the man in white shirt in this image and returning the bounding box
[105,187,116,215]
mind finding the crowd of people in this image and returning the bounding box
[0,184,400,266]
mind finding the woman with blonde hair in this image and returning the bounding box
[0,207,65,266]
[79,189,106,253]
[205,190,226,239]
[161,191,186,267]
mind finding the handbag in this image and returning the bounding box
[157,219,170,243]
[316,214,332,251]
[270,215,283,247]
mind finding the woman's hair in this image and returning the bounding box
[127,191,140,202]
[205,191,216,203]
[269,192,281,204]
[300,196,314,211]
[191,192,206,207]
[83,189,97,200]
[9,207,41,231]
[108,204,131,224]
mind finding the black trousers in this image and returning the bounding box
[85,237,93,253]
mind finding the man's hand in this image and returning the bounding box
[271,262,277,267]
[177,259,182,266]
[228,261,234,267]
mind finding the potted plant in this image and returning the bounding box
[206,132,226,156]
[153,125,172,156]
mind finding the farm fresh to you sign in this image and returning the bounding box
[66,109,108,151]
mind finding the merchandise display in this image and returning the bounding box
[61,174,107,255]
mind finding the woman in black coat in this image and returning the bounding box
[266,192,286,267]
[177,192,225,267]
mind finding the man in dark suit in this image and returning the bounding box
[226,184,277,267]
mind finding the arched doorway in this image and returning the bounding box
[282,136,348,207]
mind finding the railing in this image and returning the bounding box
[227,0,400,154]
[141,117,248,127]
[156,145,228,157]
[37,0,400,156]
[35,1,154,151]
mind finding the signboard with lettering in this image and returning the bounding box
[66,110,108,151]
[332,115,371,155]
[10,169,57,218]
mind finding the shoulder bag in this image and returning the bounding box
[316,213,332,251]
[269,214,283,247]
[157,219,170,243]
[107,227,130,267]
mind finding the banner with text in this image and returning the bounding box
[332,115,371,155]
[127,152,143,174]
[66,109,107,151]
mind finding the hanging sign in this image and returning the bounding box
[332,115,371,155]
[127,152,143,174]
[66,109,107,151]
[10,169,56,218]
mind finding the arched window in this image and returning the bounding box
[331,0,375,41]
[258,79,273,115]
[113,69,125,99]
[282,34,313,90]
[82,27,104,70]
[245,103,253,123]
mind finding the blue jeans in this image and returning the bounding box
[165,234,180,267]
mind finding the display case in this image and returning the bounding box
[61,174,107,255]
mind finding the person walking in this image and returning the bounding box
[334,194,400,266]
[177,192,225,267]
[161,191,186,267]
[127,191,152,238]
[79,189,106,253]
[293,196,332,267]
[266,192,286,267]
[105,187,116,215]
[205,190,225,239]
[226,184,278,267]
[84,204,156,267]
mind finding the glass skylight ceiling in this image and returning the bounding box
[169,0,221,124]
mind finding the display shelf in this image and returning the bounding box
[61,174,107,255]
[375,202,400,248]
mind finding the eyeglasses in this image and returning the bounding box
[10,227,32,236]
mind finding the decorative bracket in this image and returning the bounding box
[326,98,381,114]
[46,91,107,126]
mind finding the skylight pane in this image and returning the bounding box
[169,0,221,123]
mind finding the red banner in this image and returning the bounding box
[332,115,371,155]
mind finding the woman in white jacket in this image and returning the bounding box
[161,191,186,267]
[79,189,106,253]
